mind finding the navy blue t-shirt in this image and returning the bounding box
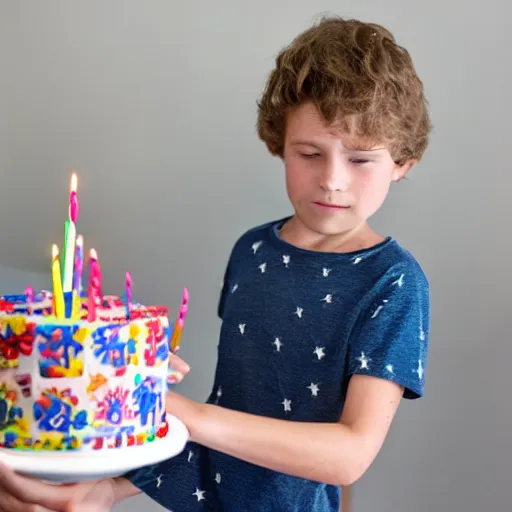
[125,218,430,511]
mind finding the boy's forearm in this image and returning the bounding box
[194,404,365,486]
[169,393,365,487]
[113,477,141,503]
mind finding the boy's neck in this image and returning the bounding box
[278,215,386,254]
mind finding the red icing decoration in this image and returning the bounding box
[92,438,104,450]
[127,435,135,446]
[157,421,169,438]
[0,321,36,364]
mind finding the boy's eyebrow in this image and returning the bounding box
[289,139,387,154]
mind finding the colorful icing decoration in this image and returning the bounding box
[36,325,88,378]
[0,171,189,451]
[34,388,87,434]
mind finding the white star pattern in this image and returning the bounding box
[156,474,163,488]
[282,398,292,412]
[187,450,193,462]
[322,294,333,304]
[273,337,283,351]
[215,473,222,484]
[385,364,394,374]
[313,346,325,360]
[322,267,331,277]
[216,386,222,400]
[252,241,263,254]
[239,323,246,335]
[283,254,290,267]
[193,488,206,502]
[307,383,319,396]
[357,352,370,370]
[295,307,303,318]
[414,359,424,380]
[259,262,267,273]
[353,256,362,265]
[392,274,405,287]
[371,299,388,318]
[231,283,238,293]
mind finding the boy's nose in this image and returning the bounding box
[319,160,350,192]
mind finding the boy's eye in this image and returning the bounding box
[350,159,370,165]
[300,153,320,159]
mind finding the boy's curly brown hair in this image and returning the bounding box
[257,17,432,164]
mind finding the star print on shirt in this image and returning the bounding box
[193,488,206,502]
[322,294,333,304]
[313,346,326,360]
[231,283,238,293]
[283,254,290,267]
[259,262,267,273]
[156,474,163,488]
[392,273,405,287]
[282,398,292,412]
[295,307,303,318]
[322,267,331,277]
[307,383,320,396]
[414,360,424,380]
[239,323,246,335]
[371,299,388,318]
[273,337,283,351]
[251,241,263,254]
[215,473,222,484]
[357,352,370,370]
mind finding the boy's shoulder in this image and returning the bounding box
[226,217,283,257]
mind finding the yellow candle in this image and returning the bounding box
[52,244,65,318]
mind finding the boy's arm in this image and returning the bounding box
[166,373,403,487]
[113,477,142,503]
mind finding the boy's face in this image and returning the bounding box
[282,102,414,240]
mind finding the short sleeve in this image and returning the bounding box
[217,260,231,320]
[347,263,430,399]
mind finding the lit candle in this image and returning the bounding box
[125,271,132,319]
[51,244,65,318]
[63,173,78,293]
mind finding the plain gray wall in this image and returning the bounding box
[1,1,510,511]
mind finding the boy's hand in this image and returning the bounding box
[168,352,190,384]
[0,463,120,511]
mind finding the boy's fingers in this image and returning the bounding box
[0,463,71,509]
[169,353,190,374]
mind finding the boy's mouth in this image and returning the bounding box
[312,201,349,210]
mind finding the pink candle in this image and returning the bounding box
[125,271,132,319]
[88,249,101,321]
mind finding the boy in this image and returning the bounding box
[0,15,431,512]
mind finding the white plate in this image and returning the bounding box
[0,414,189,483]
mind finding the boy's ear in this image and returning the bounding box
[392,159,417,182]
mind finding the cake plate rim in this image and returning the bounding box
[0,413,189,483]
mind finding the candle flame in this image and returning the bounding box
[90,248,98,260]
[52,244,59,259]
[71,172,77,193]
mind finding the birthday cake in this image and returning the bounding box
[0,173,188,452]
